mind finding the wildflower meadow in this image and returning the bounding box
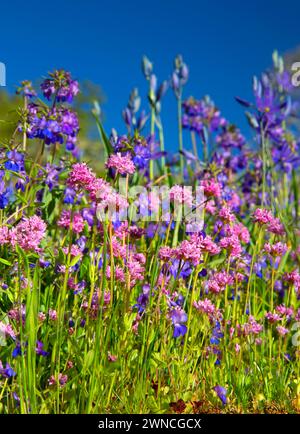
[0,52,300,415]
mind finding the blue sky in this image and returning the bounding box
[1,0,300,150]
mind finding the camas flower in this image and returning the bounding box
[41,70,79,103]
[22,104,79,151]
[213,385,227,405]
[0,361,16,378]
[169,306,187,338]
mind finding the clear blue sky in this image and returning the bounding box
[1,0,300,150]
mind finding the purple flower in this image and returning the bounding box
[0,361,16,378]
[134,284,151,313]
[17,80,37,98]
[169,307,187,338]
[213,385,227,405]
[36,341,49,357]
[5,150,24,172]
[41,70,79,103]
[210,321,224,345]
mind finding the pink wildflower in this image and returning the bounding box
[62,245,83,258]
[276,304,293,318]
[265,312,282,323]
[193,298,217,318]
[219,235,242,257]
[225,222,250,244]
[205,200,217,214]
[106,265,125,282]
[264,242,288,257]
[219,206,235,223]
[207,271,234,294]
[0,226,10,245]
[253,208,273,225]
[67,163,95,190]
[170,185,193,206]
[10,216,46,251]
[106,153,135,175]
[48,309,57,321]
[200,179,222,198]
[175,239,202,265]
[159,246,176,261]
[49,373,68,387]
[58,210,85,233]
[276,326,289,336]
[242,316,263,336]
[267,217,285,235]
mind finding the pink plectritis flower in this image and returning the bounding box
[106,153,135,175]
[170,185,193,207]
[9,216,46,251]
[253,208,285,235]
[67,162,95,190]
[58,210,85,233]
[200,178,222,198]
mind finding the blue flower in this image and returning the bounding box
[213,385,227,405]
[36,341,49,357]
[169,307,187,338]
[210,321,224,345]
[4,150,24,173]
[0,361,16,378]
[12,343,22,358]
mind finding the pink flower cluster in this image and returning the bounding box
[58,210,85,233]
[193,298,219,319]
[265,312,282,323]
[67,163,128,213]
[127,254,146,286]
[219,206,235,223]
[0,216,46,251]
[264,242,288,257]
[106,153,135,175]
[207,271,234,294]
[219,235,242,257]
[253,208,284,235]
[224,222,250,244]
[158,233,220,265]
[276,304,293,319]
[67,162,95,190]
[276,326,289,336]
[170,185,193,207]
[106,265,125,282]
[241,316,263,336]
[200,178,222,198]
[283,270,300,292]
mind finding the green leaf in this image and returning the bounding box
[0,257,11,266]
[92,103,113,158]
